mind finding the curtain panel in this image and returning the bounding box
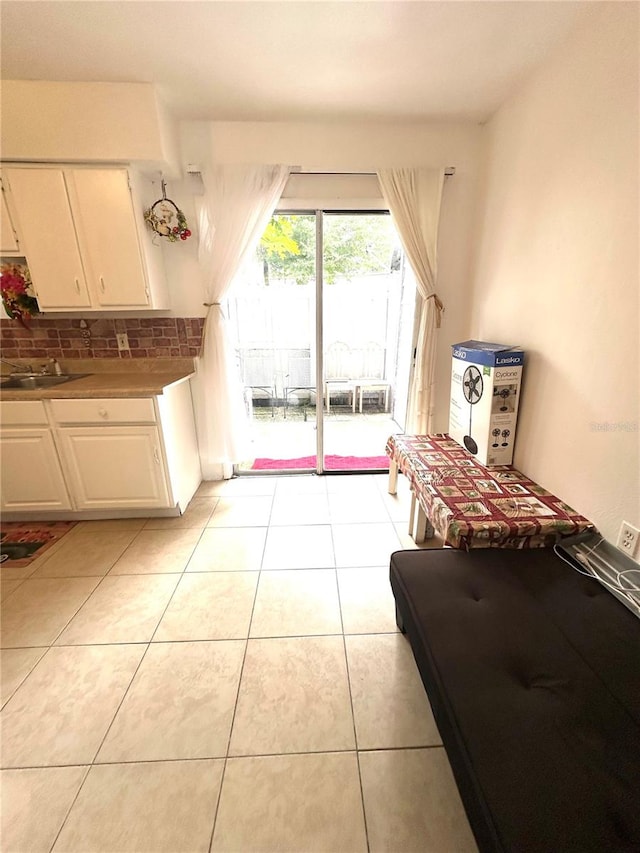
[377,168,445,434]
[193,164,290,478]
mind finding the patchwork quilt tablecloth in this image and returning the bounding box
[386,433,595,550]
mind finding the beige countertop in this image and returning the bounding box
[0,360,196,401]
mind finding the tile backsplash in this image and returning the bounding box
[0,317,205,361]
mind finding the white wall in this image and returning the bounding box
[173,120,484,427]
[468,4,639,542]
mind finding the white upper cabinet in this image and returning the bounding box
[3,168,91,308]
[1,174,21,253]
[3,166,168,312]
[67,169,150,308]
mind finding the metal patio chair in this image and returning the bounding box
[324,341,355,413]
[239,348,277,417]
[284,349,317,419]
[351,342,391,413]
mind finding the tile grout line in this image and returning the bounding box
[206,554,265,852]
[6,744,446,773]
[0,646,48,711]
[4,628,400,656]
[28,529,139,616]
[210,487,330,851]
[208,492,274,853]
[1,534,144,712]
[0,578,27,603]
[58,524,144,578]
[39,525,159,851]
[111,521,206,576]
[47,764,93,853]
[145,516,212,641]
[52,518,206,644]
[343,646,371,845]
[82,515,214,764]
[43,512,214,853]
[206,489,275,530]
[15,521,87,579]
[83,646,152,764]
[333,536,372,853]
[44,510,215,846]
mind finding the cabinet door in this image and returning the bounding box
[4,169,91,309]
[0,429,72,511]
[1,177,20,253]
[69,169,150,308]
[57,426,171,509]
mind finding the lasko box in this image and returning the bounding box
[449,340,525,465]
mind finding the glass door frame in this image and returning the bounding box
[314,210,325,474]
[268,208,324,473]
[315,208,394,474]
[244,207,400,476]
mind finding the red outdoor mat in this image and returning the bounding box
[252,454,390,471]
[0,522,77,567]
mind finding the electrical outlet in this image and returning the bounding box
[116,333,130,352]
[617,521,640,558]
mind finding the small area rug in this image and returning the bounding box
[252,454,390,471]
[0,521,77,568]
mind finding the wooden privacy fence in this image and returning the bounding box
[230,276,399,405]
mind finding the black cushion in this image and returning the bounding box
[390,547,640,853]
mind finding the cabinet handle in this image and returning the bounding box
[98,408,108,419]
[74,278,81,294]
[153,447,161,464]
[99,276,106,293]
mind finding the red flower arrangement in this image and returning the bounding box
[0,261,39,328]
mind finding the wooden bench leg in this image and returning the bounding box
[388,460,398,495]
[408,492,416,536]
[414,504,434,544]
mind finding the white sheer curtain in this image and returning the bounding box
[193,164,290,478]
[377,168,445,434]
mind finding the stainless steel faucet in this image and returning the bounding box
[1,357,34,374]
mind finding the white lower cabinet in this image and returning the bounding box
[56,426,170,510]
[0,428,72,511]
[0,384,201,518]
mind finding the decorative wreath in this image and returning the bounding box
[143,181,192,243]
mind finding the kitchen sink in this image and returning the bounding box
[0,374,88,390]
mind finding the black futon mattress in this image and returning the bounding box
[390,547,640,853]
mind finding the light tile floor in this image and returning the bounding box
[0,473,477,853]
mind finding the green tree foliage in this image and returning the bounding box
[259,216,301,286]
[259,214,397,285]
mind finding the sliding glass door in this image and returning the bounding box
[229,211,414,473]
[229,213,317,472]
[321,212,407,471]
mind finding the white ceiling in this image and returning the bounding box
[1,1,589,123]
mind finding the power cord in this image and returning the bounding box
[554,539,640,595]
